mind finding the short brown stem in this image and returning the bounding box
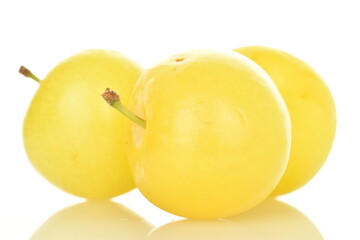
[19,66,41,83]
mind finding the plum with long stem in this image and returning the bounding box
[102,50,292,219]
[21,50,142,199]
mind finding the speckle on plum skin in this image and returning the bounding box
[301,90,309,99]
[71,152,78,162]
[171,57,186,71]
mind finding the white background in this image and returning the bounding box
[0,0,359,239]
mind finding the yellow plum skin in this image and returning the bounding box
[126,50,291,219]
[23,50,142,199]
[235,46,336,196]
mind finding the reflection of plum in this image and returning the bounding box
[147,219,259,240]
[31,201,153,240]
[228,199,323,240]
[148,199,323,240]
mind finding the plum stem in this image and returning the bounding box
[19,66,41,83]
[101,88,146,128]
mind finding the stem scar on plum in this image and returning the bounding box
[101,88,146,128]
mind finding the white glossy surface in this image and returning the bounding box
[0,0,359,239]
